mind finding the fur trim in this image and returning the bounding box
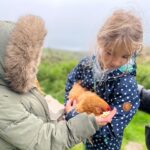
[5,15,47,93]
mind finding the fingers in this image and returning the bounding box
[66,99,77,107]
[101,107,117,123]
[65,100,72,113]
[98,122,107,127]
[66,99,72,106]
[96,108,117,126]
[72,99,77,107]
[108,107,117,119]
[65,99,77,113]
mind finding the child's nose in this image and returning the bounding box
[111,59,121,68]
[111,63,120,68]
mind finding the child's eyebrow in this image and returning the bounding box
[106,49,112,52]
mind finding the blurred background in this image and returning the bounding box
[1,0,150,51]
[1,0,150,149]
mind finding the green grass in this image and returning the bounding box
[38,60,78,103]
[71,143,85,150]
[122,110,150,150]
[38,48,150,150]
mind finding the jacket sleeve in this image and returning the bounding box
[64,58,86,120]
[99,75,140,138]
[138,84,150,113]
[0,96,98,150]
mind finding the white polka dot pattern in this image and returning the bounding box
[65,57,140,150]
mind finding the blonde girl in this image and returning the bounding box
[65,9,143,150]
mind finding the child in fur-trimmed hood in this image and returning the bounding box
[0,15,116,150]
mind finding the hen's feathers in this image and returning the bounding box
[68,83,111,116]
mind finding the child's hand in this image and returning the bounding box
[45,95,65,113]
[65,99,77,114]
[95,108,117,127]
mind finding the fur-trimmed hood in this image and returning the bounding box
[0,15,47,93]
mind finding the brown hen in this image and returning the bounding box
[68,82,111,116]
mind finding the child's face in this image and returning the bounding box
[100,48,132,70]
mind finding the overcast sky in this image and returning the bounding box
[1,0,150,51]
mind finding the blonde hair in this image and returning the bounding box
[97,9,143,55]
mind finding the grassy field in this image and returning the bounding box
[38,47,150,150]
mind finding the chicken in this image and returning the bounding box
[68,82,111,116]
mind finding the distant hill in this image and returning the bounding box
[42,48,87,63]
[42,46,150,62]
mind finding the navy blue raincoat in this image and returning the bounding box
[65,57,140,150]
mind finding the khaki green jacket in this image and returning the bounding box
[0,16,98,150]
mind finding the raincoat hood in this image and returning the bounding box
[90,55,136,84]
[0,15,47,93]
